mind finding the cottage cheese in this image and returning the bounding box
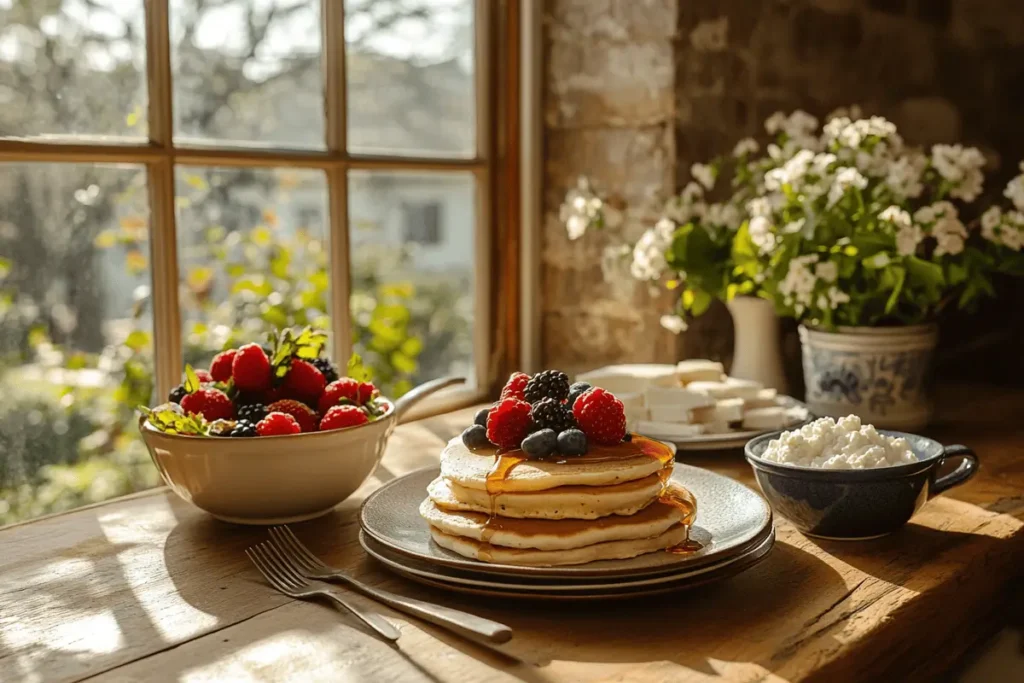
[761,415,917,469]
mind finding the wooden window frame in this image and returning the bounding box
[0,0,522,413]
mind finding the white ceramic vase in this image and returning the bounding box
[799,324,938,431]
[726,296,788,393]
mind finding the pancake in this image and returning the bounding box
[427,474,661,520]
[429,524,691,567]
[419,496,691,551]
[439,436,672,493]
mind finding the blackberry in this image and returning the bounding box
[230,419,258,437]
[523,370,570,403]
[312,357,340,384]
[567,381,592,408]
[529,397,576,433]
[237,403,269,423]
[168,385,187,404]
[474,407,490,428]
[521,429,557,458]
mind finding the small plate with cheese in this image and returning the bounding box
[575,361,811,451]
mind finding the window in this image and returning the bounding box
[402,201,443,245]
[0,0,514,525]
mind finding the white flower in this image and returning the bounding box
[782,219,805,234]
[825,116,900,150]
[1003,225,1023,251]
[885,153,927,199]
[981,207,1003,243]
[1003,165,1024,211]
[931,144,985,201]
[748,216,777,253]
[895,224,924,256]
[778,254,820,308]
[559,176,609,240]
[746,197,774,218]
[879,205,912,228]
[660,315,688,334]
[733,138,759,157]
[812,153,836,175]
[765,149,815,191]
[865,252,891,268]
[814,261,838,283]
[765,111,787,135]
[826,287,850,309]
[828,167,868,206]
[629,219,676,281]
[932,214,968,256]
[665,182,706,223]
[565,215,588,240]
[705,203,741,229]
[691,163,716,190]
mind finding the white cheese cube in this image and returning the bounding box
[636,421,704,439]
[690,398,745,424]
[648,404,694,423]
[644,386,714,410]
[700,421,735,434]
[675,359,725,384]
[742,407,789,430]
[744,388,780,410]
[576,364,678,394]
[686,381,734,400]
[723,377,765,400]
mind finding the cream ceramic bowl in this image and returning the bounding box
[140,376,463,525]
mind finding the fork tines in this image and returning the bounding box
[246,541,308,594]
[268,525,329,574]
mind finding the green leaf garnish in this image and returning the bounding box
[347,352,370,382]
[139,404,208,435]
[184,365,201,393]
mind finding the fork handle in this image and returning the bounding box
[318,588,402,642]
[334,575,512,644]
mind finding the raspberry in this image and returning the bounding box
[486,397,532,450]
[572,388,626,445]
[194,369,214,384]
[180,388,235,422]
[524,370,570,404]
[232,343,272,392]
[357,381,377,404]
[318,378,360,414]
[267,399,319,433]
[320,404,369,431]
[500,372,530,401]
[210,349,237,382]
[257,412,302,436]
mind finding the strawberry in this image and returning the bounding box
[180,388,234,422]
[357,381,377,404]
[194,369,214,384]
[319,404,369,431]
[209,349,237,382]
[572,388,626,445]
[500,372,530,401]
[486,397,532,450]
[281,358,325,405]
[256,412,301,436]
[232,343,272,392]
[318,378,360,415]
[267,399,319,433]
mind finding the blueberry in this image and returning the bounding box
[461,424,491,449]
[473,407,490,428]
[521,428,557,458]
[557,429,588,456]
[567,382,592,408]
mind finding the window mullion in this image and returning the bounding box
[323,0,351,362]
[145,0,181,400]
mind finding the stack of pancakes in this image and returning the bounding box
[420,435,694,567]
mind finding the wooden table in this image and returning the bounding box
[2,385,1023,683]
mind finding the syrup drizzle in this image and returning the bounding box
[468,435,703,557]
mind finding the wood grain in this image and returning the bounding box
[1,385,1022,683]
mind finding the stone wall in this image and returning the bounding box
[542,0,1024,382]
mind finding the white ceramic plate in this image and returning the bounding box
[642,397,812,452]
[359,465,773,579]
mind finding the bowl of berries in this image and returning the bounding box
[139,327,463,524]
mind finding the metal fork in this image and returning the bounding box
[246,542,401,642]
[268,526,513,644]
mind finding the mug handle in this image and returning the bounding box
[929,445,979,498]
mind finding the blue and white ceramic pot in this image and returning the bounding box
[799,324,937,430]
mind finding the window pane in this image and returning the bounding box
[170,0,324,148]
[175,167,330,369]
[349,170,475,397]
[345,0,475,158]
[0,1,147,139]
[0,163,157,526]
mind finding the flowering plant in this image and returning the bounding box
[563,108,1024,330]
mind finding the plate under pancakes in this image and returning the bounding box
[360,465,773,579]
[359,527,776,599]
